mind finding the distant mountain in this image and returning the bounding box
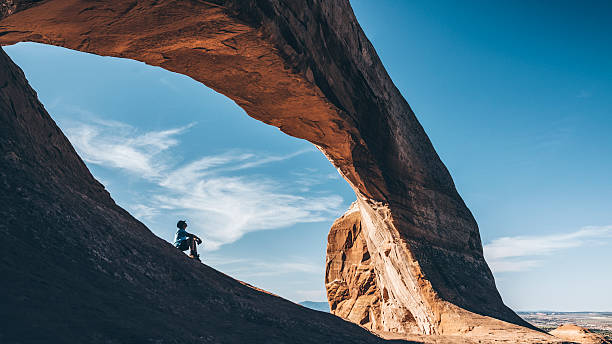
[300,301,330,313]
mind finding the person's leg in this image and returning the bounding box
[178,240,189,251]
[189,237,199,259]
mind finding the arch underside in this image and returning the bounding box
[1,0,544,339]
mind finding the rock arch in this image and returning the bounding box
[1,0,535,336]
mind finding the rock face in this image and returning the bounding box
[0,48,395,343]
[326,202,384,332]
[325,202,419,334]
[1,0,543,340]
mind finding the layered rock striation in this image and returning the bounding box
[326,202,384,332]
[1,0,547,340]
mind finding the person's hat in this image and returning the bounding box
[177,220,187,228]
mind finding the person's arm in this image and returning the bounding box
[187,232,202,244]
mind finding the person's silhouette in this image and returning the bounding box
[173,220,202,261]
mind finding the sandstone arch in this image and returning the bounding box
[1,0,538,337]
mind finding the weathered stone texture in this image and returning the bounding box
[0,0,553,341]
[0,45,392,343]
[326,202,384,332]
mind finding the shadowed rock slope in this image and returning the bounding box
[0,48,408,343]
[1,0,550,340]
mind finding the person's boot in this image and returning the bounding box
[189,249,200,261]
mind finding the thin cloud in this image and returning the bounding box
[159,152,256,190]
[291,169,341,192]
[155,174,343,250]
[484,225,612,272]
[232,149,312,171]
[206,255,321,277]
[159,77,179,92]
[294,289,328,302]
[63,117,345,250]
[63,120,193,179]
[129,204,159,220]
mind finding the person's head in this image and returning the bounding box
[177,220,187,229]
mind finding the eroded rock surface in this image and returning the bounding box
[326,202,384,332]
[326,202,421,335]
[0,47,398,343]
[1,0,549,341]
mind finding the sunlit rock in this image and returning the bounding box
[550,324,611,344]
[0,0,565,342]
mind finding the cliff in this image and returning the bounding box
[0,0,560,342]
[0,47,400,343]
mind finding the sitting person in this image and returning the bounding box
[173,220,202,261]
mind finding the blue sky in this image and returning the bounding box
[5,0,611,311]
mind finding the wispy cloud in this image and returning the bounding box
[129,204,159,220]
[205,255,321,277]
[484,225,612,272]
[64,119,193,179]
[291,169,341,191]
[155,161,343,249]
[293,289,328,302]
[159,77,179,92]
[63,118,344,250]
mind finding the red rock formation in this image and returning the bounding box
[325,202,421,334]
[326,202,384,332]
[0,46,392,343]
[0,0,550,340]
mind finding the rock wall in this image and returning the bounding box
[325,202,421,334]
[326,202,384,332]
[0,46,394,343]
[1,0,538,338]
